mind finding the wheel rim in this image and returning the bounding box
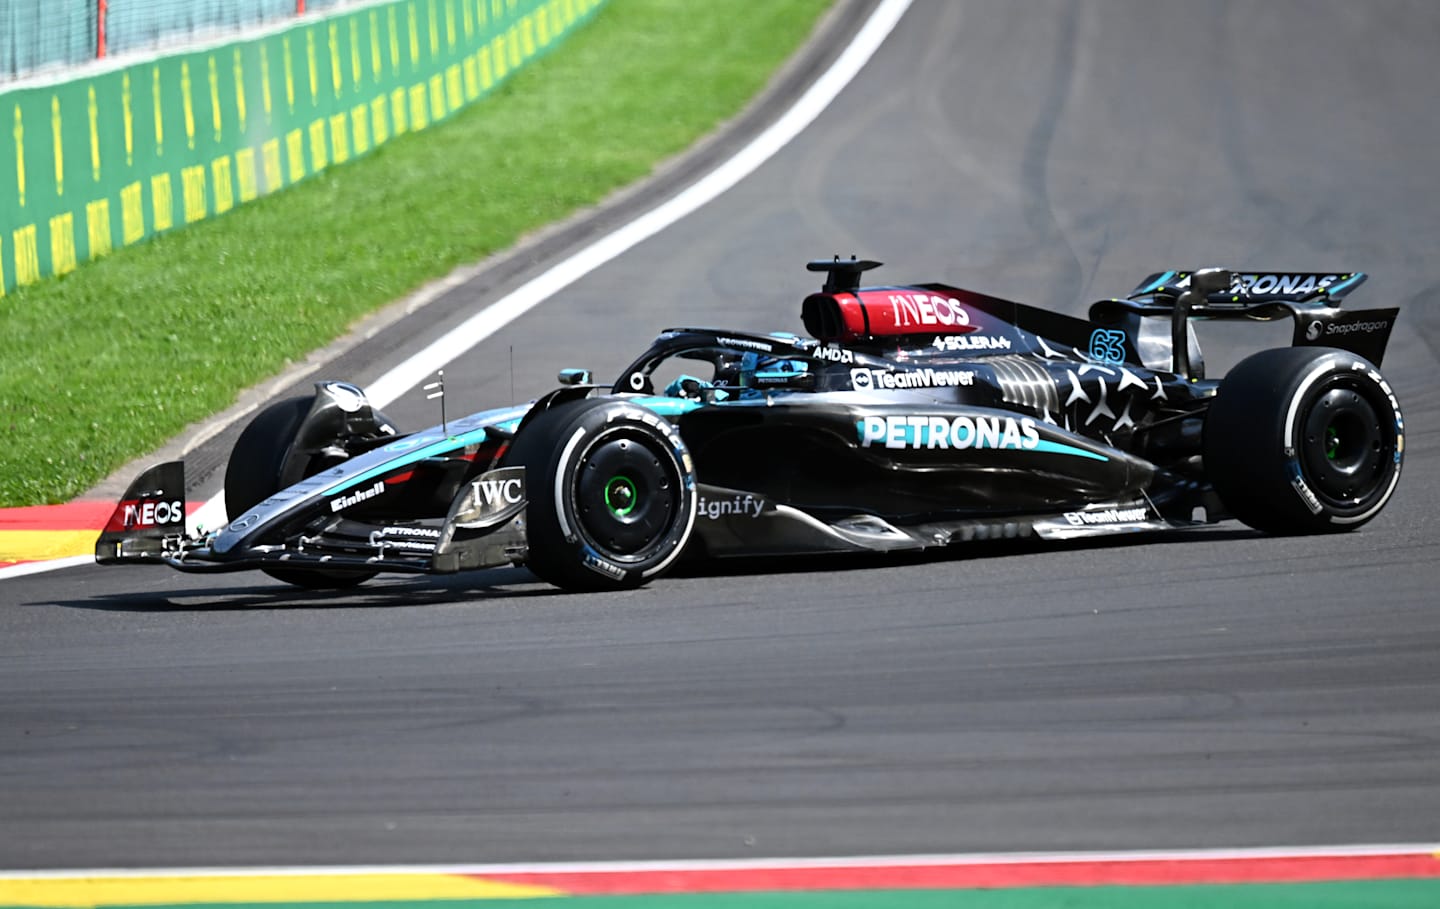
[1299,382,1392,508]
[573,431,682,558]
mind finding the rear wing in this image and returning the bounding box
[1094,268,1396,371]
[1130,270,1368,303]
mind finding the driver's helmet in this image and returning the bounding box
[736,351,811,390]
[682,349,814,399]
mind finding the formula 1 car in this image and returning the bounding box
[97,259,1405,592]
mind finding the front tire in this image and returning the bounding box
[506,399,698,591]
[225,396,377,589]
[1204,347,1403,534]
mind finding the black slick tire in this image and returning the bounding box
[506,398,698,591]
[224,395,377,589]
[1204,347,1403,534]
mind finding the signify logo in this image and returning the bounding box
[698,494,765,519]
[858,415,1039,450]
[330,480,386,513]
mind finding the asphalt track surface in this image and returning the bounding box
[3,0,1440,871]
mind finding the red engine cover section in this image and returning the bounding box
[803,288,981,343]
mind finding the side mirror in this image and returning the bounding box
[557,368,592,386]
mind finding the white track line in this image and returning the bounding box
[4,843,1439,878]
[1,0,914,583]
[0,554,92,581]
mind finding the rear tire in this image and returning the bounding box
[1204,347,1403,534]
[506,399,697,591]
[225,396,377,589]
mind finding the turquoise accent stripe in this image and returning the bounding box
[329,431,490,494]
[1034,439,1108,461]
[1326,274,1362,296]
[327,417,523,495]
[633,397,703,417]
[1140,270,1176,293]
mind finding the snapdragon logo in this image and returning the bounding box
[1323,319,1389,336]
[851,368,975,390]
[329,480,386,513]
[858,415,1040,451]
[698,494,765,519]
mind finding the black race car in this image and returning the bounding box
[97,259,1405,592]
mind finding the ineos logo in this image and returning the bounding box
[123,499,184,527]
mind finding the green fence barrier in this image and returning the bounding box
[0,0,605,295]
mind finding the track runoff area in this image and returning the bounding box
[3,847,1440,907]
[3,2,1435,906]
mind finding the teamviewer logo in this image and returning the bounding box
[850,368,873,391]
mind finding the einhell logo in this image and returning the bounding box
[330,480,386,513]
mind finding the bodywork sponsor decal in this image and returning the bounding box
[1088,329,1126,364]
[1063,506,1150,526]
[857,415,1039,451]
[1233,273,1341,295]
[718,336,773,352]
[885,292,974,330]
[1313,318,1390,338]
[697,494,765,520]
[813,345,857,363]
[450,467,526,531]
[329,480,386,513]
[856,415,1107,461]
[932,334,1011,352]
[109,499,186,531]
[851,367,975,390]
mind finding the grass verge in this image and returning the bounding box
[0,0,832,507]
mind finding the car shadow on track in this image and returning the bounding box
[45,566,554,612]
[51,527,1262,612]
[669,525,1264,580]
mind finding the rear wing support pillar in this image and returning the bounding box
[1170,268,1231,379]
